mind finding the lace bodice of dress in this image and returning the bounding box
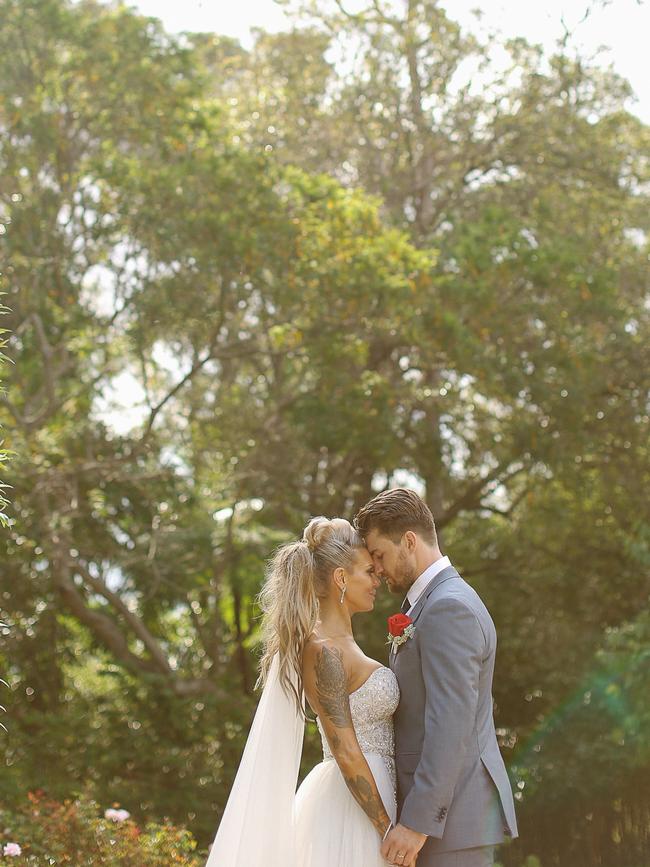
[316,666,400,761]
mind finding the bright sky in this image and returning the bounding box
[124,0,650,121]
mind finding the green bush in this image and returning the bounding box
[0,790,205,865]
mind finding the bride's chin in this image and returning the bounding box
[352,599,376,614]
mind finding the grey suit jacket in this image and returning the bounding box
[389,565,518,858]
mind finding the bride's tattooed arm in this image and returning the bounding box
[314,645,352,729]
[303,642,391,838]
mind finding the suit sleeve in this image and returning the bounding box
[399,597,486,837]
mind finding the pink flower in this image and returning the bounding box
[3,843,22,857]
[104,808,131,822]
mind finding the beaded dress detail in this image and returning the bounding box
[294,664,400,865]
[316,666,400,795]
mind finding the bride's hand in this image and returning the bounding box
[388,855,418,867]
[381,823,426,866]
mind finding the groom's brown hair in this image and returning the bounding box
[354,487,437,545]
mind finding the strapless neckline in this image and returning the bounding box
[317,665,399,770]
[349,665,387,696]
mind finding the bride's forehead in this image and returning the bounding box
[353,547,373,567]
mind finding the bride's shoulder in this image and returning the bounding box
[303,633,345,665]
[302,634,350,689]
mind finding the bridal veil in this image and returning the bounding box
[205,652,304,866]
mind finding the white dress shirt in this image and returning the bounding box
[404,555,452,614]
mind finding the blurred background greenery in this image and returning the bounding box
[0,0,648,864]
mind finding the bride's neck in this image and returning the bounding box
[317,600,354,639]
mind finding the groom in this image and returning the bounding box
[354,488,518,867]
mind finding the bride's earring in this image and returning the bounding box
[339,584,347,604]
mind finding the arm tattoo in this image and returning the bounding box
[314,645,353,729]
[313,647,389,835]
[343,773,388,834]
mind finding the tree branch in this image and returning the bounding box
[438,462,527,528]
[53,566,164,675]
[53,562,225,697]
[73,558,172,676]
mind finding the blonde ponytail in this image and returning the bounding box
[256,516,364,715]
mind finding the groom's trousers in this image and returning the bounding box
[426,845,494,867]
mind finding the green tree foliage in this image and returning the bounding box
[0,0,431,846]
[0,0,648,863]
[197,6,650,860]
[509,608,650,865]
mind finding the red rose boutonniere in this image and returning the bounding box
[386,613,415,654]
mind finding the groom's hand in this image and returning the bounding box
[381,823,427,866]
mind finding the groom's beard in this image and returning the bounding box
[388,548,418,594]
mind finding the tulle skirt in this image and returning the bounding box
[295,753,397,867]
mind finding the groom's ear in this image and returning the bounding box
[403,530,417,551]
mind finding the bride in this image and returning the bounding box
[205,516,408,866]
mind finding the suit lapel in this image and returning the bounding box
[389,566,459,664]
[407,565,459,625]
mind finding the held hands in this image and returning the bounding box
[380,823,427,867]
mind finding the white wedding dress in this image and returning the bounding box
[295,665,400,866]
[205,657,399,867]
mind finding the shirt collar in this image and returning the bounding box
[406,556,452,609]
